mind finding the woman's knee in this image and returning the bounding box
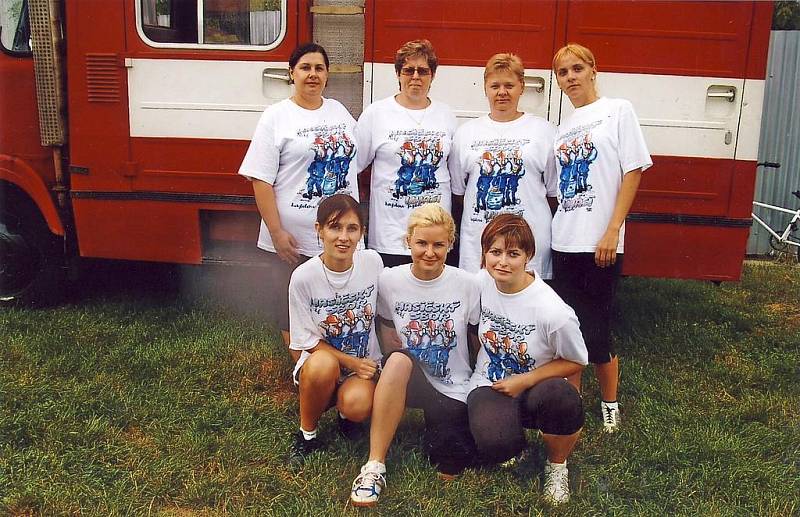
[527,378,584,434]
[299,349,340,387]
[338,380,375,422]
[379,352,413,384]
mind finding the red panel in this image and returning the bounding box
[73,199,203,263]
[129,138,252,194]
[745,1,773,80]
[633,156,735,217]
[564,1,757,79]
[623,223,748,282]
[370,0,558,68]
[66,0,132,193]
[728,160,758,219]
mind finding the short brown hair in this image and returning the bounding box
[552,42,596,72]
[480,214,535,268]
[484,53,524,83]
[394,39,439,75]
[316,194,364,228]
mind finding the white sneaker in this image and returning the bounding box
[350,461,386,507]
[601,401,621,433]
[543,460,570,505]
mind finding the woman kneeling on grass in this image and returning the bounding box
[467,214,587,505]
[350,203,480,507]
[287,194,383,465]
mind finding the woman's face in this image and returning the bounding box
[316,210,363,265]
[554,53,596,108]
[407,224,450,280]
[291,52,328,98]
[485,70,524,116]
[484,235,530,289]
[397,55,434,102]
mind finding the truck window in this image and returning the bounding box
[0,0,31,54]
[139,0,285,49]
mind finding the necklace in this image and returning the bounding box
[321,256,354,295]
[402,106,427,126]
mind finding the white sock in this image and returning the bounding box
[300,427,317,441]
[363,459,386,474]
[602,400,619,410]
[547,459,567,469]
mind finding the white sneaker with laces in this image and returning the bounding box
[601,401,621,433]
[350,461,386,507]
[543,460,570,505]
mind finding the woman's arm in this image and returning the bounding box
[252,180,300,264]
[376,316,402,354]
[594,169,642,268]
[491,359,583,398]
[305,339,378,380]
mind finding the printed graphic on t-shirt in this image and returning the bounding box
[311,286,375,360]
[395,300,461,383]
[479,306,536,382]
[469,138,530,223]
[556,121,602,212]
[292,123,356,209]
[386,129,446,209]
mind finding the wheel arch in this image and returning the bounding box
[0,154,65,237]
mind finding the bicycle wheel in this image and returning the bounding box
[769,234,789,253]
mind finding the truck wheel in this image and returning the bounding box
[0,208,65,307]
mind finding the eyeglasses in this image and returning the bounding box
[400,66,432,77]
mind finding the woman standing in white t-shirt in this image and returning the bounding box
[239,43,361,345]
[355,40,457,267]
[450,53,558,277]
[550,43,652,433]
[286,194,383,466]
[467,214,587,505]
[349,203,480,507]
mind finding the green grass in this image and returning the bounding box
[1,262,799,516]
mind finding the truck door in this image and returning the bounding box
[557,0,770,280]
[366,0,559,122]
[68,0,300,263]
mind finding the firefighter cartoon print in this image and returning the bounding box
[385,129,446,209]
[311,287,375,363]
[468,138,529,222]
[293,123,356,209]
[395,300,462,383]
[478,307,537,382]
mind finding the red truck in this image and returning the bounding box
[0,0,773,305]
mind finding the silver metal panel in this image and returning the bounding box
[749,31,800,255]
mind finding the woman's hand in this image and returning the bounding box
[594,228,620,268]
[351,358,379,380]
[491,375,530,398]
[272,228,300,264]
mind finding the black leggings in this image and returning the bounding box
[552,251,622,364]
[383,349,476,475]
[467,378,584,465]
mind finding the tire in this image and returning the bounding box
[768,234,789,253]
[0,205,65,307]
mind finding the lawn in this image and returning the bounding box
[1,261,798,516]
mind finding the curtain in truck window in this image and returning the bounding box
[139,0,284,47]
[0,0,31,53]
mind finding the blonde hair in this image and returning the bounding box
[484,53,524,83]
[552,42,597,72]
[406,203,456,248]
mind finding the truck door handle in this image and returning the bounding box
[524,76,545,93]
[263,68,290,83]
[706,86,736,102]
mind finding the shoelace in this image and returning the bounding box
[545,466,569,492]
[355,470,385,494]
[603,405,617,424]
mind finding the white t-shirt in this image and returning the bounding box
[377,265,480,402]
[288,249,384,379]
[449,114,558,278]
[551,97,652,253]
[355,96,457,255]
[468,269,588,393]
[239,97,360,257]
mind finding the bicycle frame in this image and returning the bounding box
[751,201,800,248]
